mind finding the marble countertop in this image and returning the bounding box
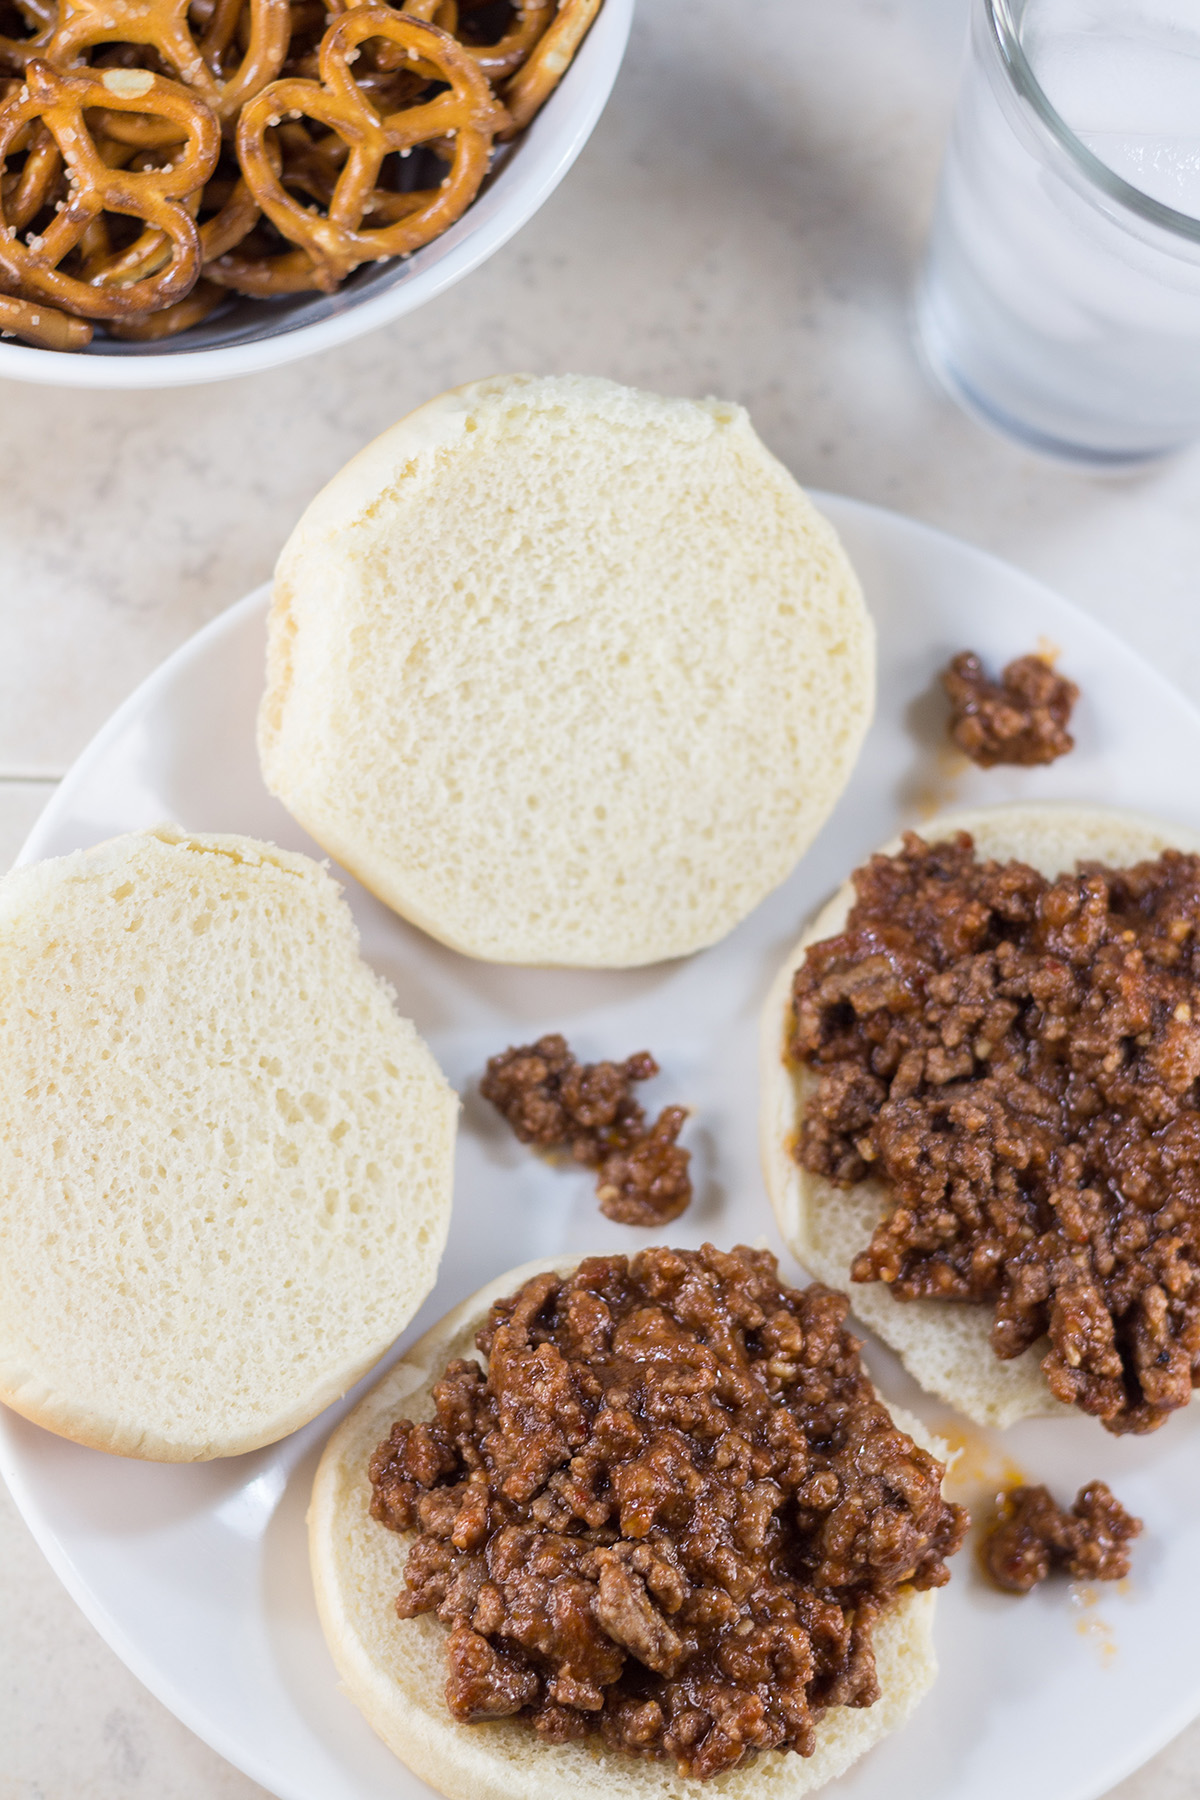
[3,0,1200,1794]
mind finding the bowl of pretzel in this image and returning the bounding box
[0,0,631,384]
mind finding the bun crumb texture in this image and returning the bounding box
[0,825,456,1462]
[261,373,875,968]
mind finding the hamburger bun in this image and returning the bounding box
[309,1255,945,1800]
[260,373,874,969]
[0,825,456,1461]
[760,802,1200,1430]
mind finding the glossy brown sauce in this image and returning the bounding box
[790,831,1200,1434]
[942,651,1077,767]
[481,1035,692,1225]
[369,1246,966,1778]
[983,1482,1140,1594]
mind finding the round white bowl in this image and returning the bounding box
[0,0,632,389]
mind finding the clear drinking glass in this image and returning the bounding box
[915,0,1200,466]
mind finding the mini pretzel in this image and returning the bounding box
[0,60,218,317]
[430,0,552,81]
[233,10,504,292]
[203,231,319,293]
[47,0,292,128]
[331,0,550,82]
[0,286,93,345]
[501,0,601,135]
[204,115,429,296]
[106,273,224,336]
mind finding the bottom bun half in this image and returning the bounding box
[760,802,1200,1431]
[309,1256,940,1800]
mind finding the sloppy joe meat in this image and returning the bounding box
[481,1034,691,1225]
[984,1481,1141,1593]
[942,650,1077,767]
[369,1245,966,1779]
[790,830,1200,1434]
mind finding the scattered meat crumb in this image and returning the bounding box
[983,1482,1141,1594]
[942,650,1078,767]
[480,1033,692,1224]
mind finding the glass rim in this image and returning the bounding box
[988,0,1200,244]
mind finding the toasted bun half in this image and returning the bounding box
[0,826,456,1461]
[760,802,1200,1430]
[310,1255,943,1800]
[260,373,874,968]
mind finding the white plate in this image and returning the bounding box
[4,493,1200,1800]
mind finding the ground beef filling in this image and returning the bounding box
[983,1481,1141,1593]
[369,1245,966,1779]
[481,1034,692,1225]
[942,650,1077,767]
[790,831,1200,1435]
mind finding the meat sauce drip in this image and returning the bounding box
[983,1481,1140,1593]
[369,1245,966,1779]
[790,831,1200,1434]
[942,651,1077,767]
[481,1034,692,1225]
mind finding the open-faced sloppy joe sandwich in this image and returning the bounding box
[761,801,1200,1435]
[310,1245,966,1798]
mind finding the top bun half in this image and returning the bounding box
[260,374,874,968]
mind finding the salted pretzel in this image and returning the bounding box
[327,0,450,76]
[197,167,260,258]
[0,59,218,316]
[418,0,552,81]
[230,10,504,293]
[107,273,223,335]
[0,286,93,345]
[0,0,604,347]
[47,0,292,131]
[501,0,601,134]
[330,0,551,83]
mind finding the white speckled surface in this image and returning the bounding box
[3,0,1200,1793]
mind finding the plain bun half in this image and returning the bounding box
[261,373,874,969]
[0,826,457,1461]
